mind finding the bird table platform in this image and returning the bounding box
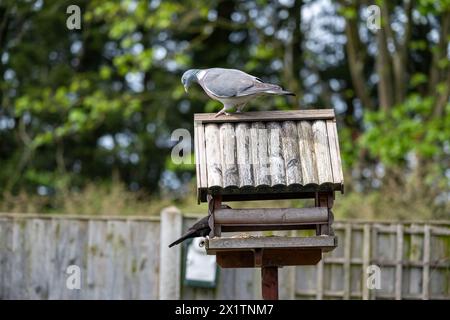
[194,109,344,299]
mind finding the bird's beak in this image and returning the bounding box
[184,85,188,93]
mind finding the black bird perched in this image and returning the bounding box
[168,204,231,248]
[168,215,210,248]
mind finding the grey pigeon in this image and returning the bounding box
[168,215,210,248]
[181,68,295,117]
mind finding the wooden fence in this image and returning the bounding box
[0,212,449,299]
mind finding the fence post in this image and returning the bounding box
[159,206,183,300]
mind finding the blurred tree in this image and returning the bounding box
[337,0,449,216]
[0,0,448,217]
[0,0,304,199]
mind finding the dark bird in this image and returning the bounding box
[168,215,210,248]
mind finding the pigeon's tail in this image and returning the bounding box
[168,230,196,248]
[263,84,296,96]
[278,90,296,96]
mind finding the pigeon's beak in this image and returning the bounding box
[184,85,188,93]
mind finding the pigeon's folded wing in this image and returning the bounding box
[201,69,262,98]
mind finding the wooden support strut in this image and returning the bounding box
[315,192,335,236]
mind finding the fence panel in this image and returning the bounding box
[0,214,448,299]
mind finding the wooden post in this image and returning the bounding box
[261,266,278,300]
[159,206,182,300]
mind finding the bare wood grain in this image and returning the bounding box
[219,123,239,187]
[362,224,371,300]
[312,121,333,184]
[204,123,222,187]
[251,122,270,185]
[235,123,254,187]
[422,225,430,300]
[207,236,337,251]
[297,121,318,185]
[267,122,286,186]
[343,223,352,300]
[214,207,329,224]
[281,121,302,185]
[195,122,208,189]
[327,119,344,183]
[395,224,403,300]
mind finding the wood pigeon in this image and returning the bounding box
[181,68,295,117]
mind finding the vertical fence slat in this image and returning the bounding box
[159,207,182,300]
[370,225,379,300]
[422,225,431,300]
[362,224,371,300]
[395,224,403,300]
[343,223,352,299]
[315,259,324,300]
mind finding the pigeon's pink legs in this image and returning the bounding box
[214,106,231,117]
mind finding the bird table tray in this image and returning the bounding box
[205,235,337,268]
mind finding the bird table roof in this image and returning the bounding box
[194,109,344,203]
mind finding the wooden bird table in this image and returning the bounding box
[194,110,344,300]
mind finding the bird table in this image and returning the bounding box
[194,109,344,300]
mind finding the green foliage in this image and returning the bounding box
[361,95,449,165]
[0,0,448,220]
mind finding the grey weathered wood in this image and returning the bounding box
[48,218,87,300]
[297,121,318,185]
[422,225,430,300]
[395,224,403,300]
[105,220,130,299]
[194,110,344,202]
[251,122,270,185]
[194,109,336,123]
[281,121,302,185]
[279,265,296,299]
[312,121,333,185]
[214,207,329,225]
[195,122,201,189]
[10,219,30,299]
[0,218,13,299]
[315,259,324,300]
[267,122,286,186]
[326,119,344,183]
[235,269,256,299]
[215,269,236,299]
[1,215,448,300]
[86,219,108,299]
[362,224,371,300]
[204,123,222,187]
[159,206,182,300]
[195,122,208,189]
[0,213,160,221]
[343,223,351,299]
[127,220,160,299]
[207,236,337,251]
[235,123,254,187]
[219,123,239,187]
[27,219,49,299]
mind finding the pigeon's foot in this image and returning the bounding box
[214,110,230,117]
[235,110,242,113]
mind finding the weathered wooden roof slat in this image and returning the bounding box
[195,110,344,202]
